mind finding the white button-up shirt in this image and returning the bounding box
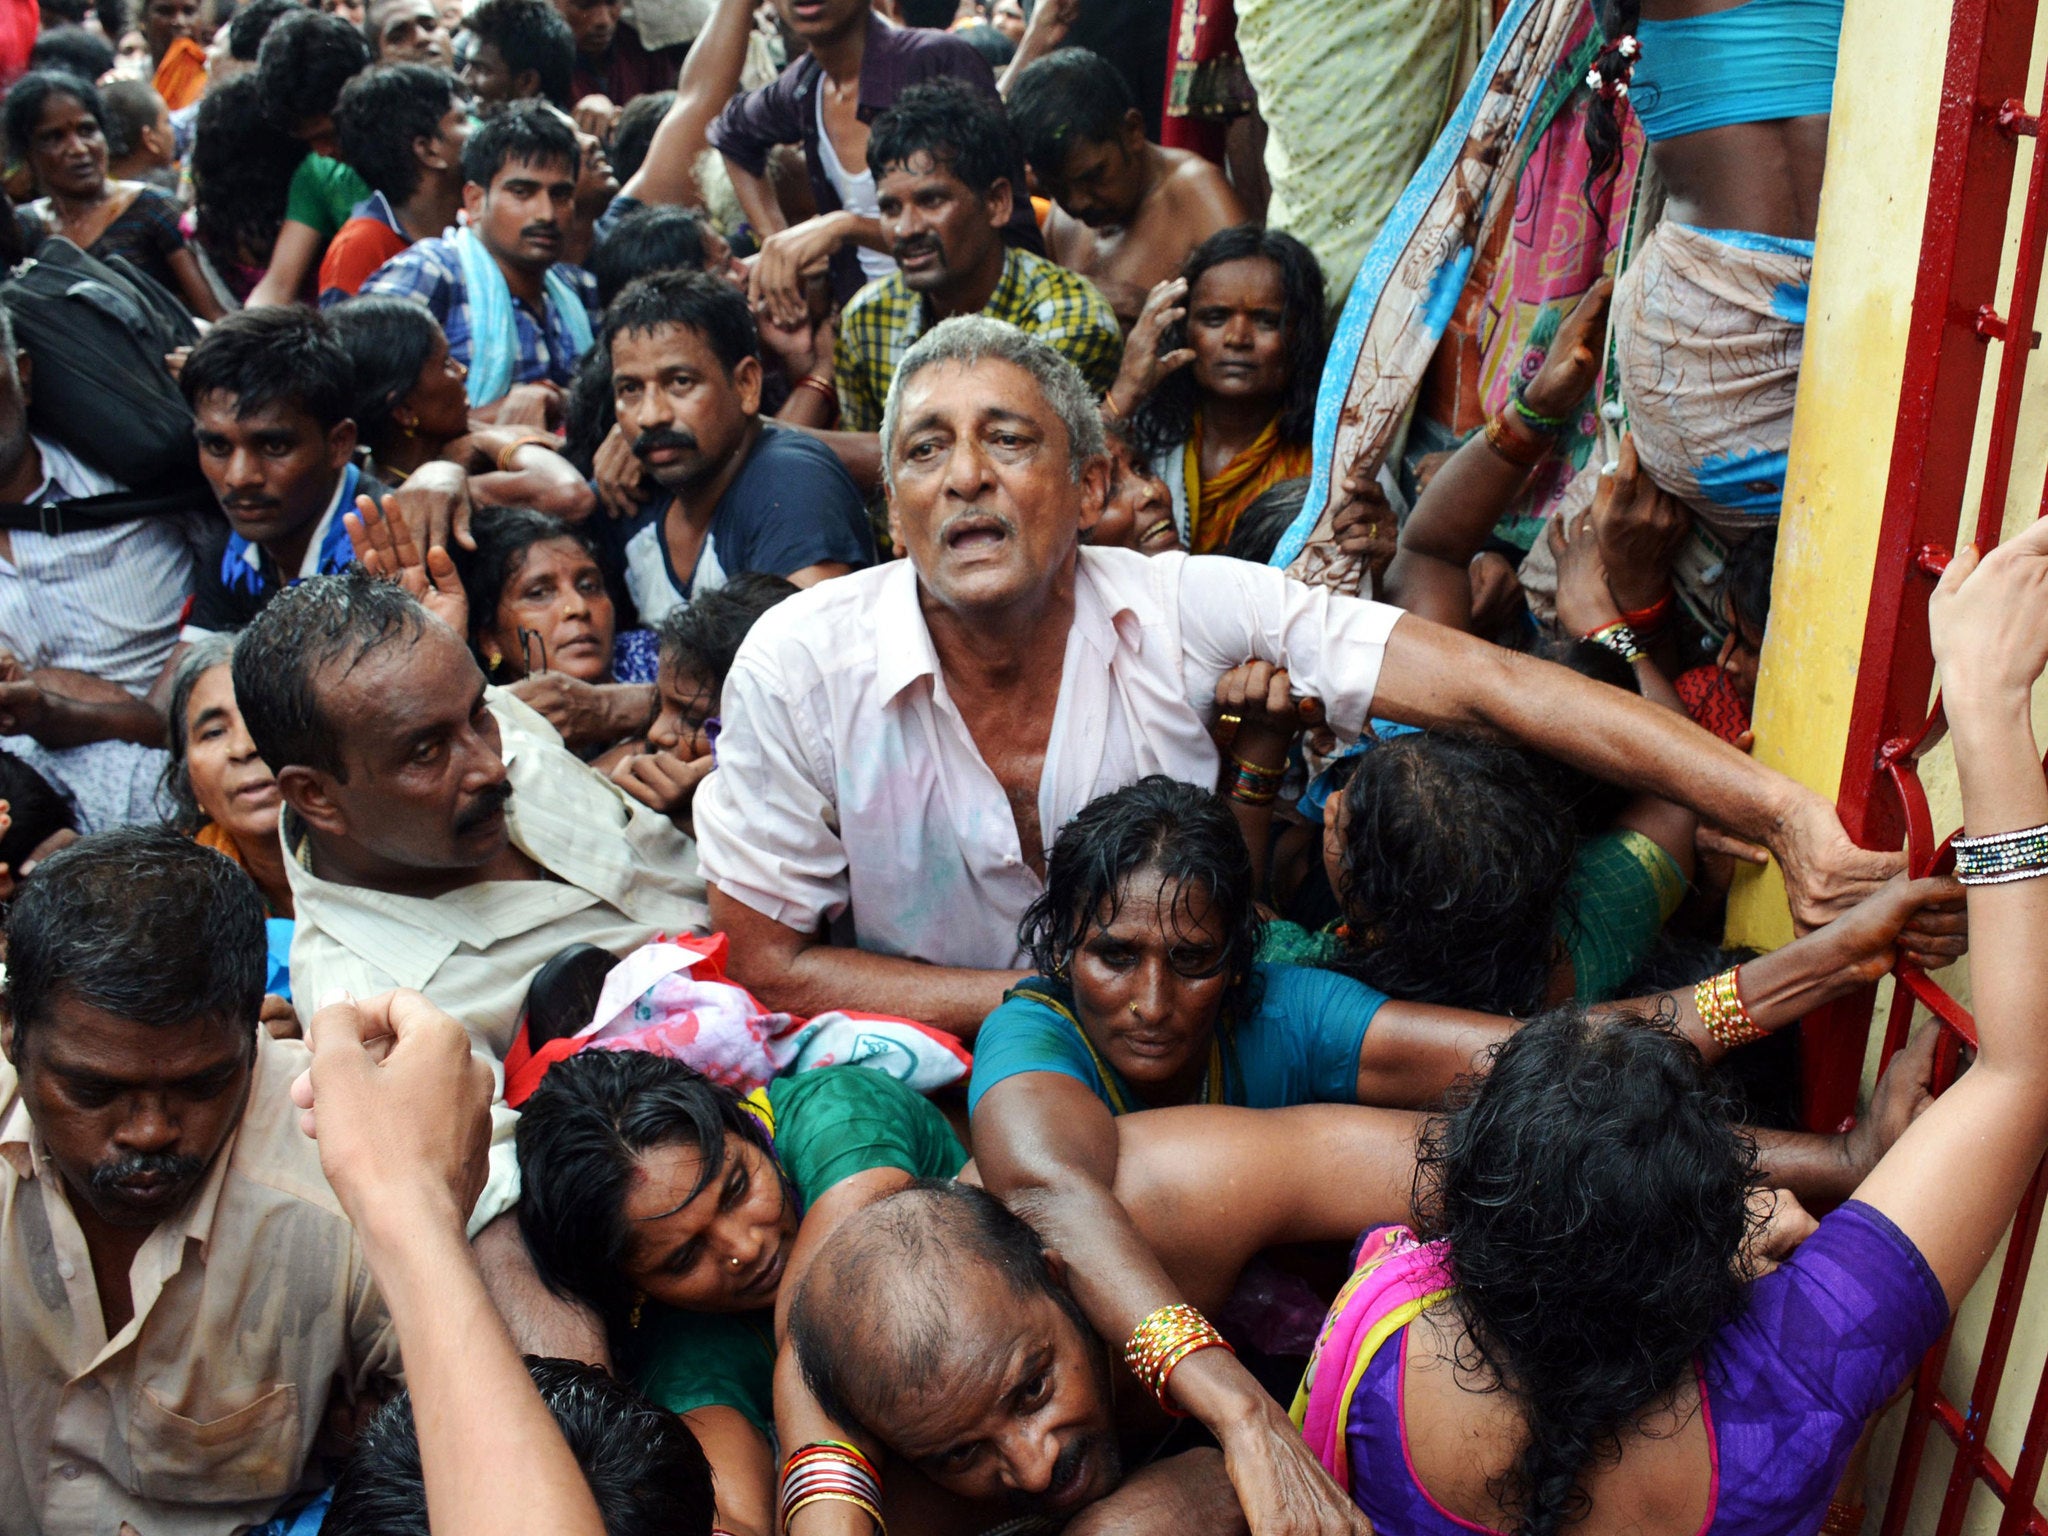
[694,547,1404,970]
[0,1031,399,1536]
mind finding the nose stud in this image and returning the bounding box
[728,1255,741,1270]
[1129,1002,1142,1018]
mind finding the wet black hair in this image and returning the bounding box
[1333,733,1575,1016]
[1128,225,1327,461]
[191,73,307,269]
[256,7,372,130]
[608,88,672,183]
[454,504,609,676]
[180,303,355,429]
[1415,1008,1761,1536]
[5,825,266,1041]
[788,1179,1095,1432]
[514,1049,779,1356]
[1018,774,1263,1014]
[1722,530,1775,639]
[864,75,1015,200]
[655,571,797,691]
[28,26,116,82]
[462,96,579,187]
[561,341,614,474]
[1521,637,1638,839]
[334,60,462,202]
[603,267,758,374]
[233,565,434,778]
[464,0,574,107]
[229,0,303,60]
[0,749,75,871]
[1006,46,1136,177]
[327,293,444,449]
[326,1356,716,1536]
[1223,475,1308,565]
[588,203,711,308]
[5,70,102,165]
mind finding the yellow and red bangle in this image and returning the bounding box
[1695,966,1765,1050]
[1482,411,1549,469]
[1124,1303,1233,1416]
[780,1441,884,1534]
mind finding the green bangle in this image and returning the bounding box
[1510,390,1572,434]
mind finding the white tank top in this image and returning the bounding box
[816,87,898,285]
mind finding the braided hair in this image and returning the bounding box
[1582,0,1642,210]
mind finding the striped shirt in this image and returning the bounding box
[833,246,1124,432]
[0,437,200,692]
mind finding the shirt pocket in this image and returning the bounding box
[128,1381,302,1504]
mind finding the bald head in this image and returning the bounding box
[789,1181,1062,1426]
[788,1181,1123,1516]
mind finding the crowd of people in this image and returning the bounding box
[0,1,2034,1536]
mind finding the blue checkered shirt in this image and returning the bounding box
[358,236,601,389]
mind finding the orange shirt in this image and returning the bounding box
[318,217,411,304]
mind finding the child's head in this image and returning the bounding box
[1717,533,1775,707]
[649,574,799,757]
[0,749,76,872]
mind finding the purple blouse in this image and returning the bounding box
[1343,1201,1947,1536]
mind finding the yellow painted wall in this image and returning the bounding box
[1729,0,2048,1527]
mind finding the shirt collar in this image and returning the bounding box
[872,557,938,704]
[0,1089,39,1182]
[917,246,1025,336]
[232,463,358,580]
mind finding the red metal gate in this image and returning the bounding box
[1809,1,2048,1531]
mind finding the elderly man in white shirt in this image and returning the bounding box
[695,313,1894,1033]
[229,565,710,1360]
[690,317,1904,1536]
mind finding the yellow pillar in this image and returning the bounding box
[1727,1,2048,1528]
[1723,0,1950,951]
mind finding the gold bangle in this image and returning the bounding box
[494,432,557,473]
[1482,411,1548,469]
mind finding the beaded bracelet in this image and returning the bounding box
[780,1442,884,1536]
[1584,620,1647,665]
[1125,1303,1234,1417]
[1695,967,1765,1049]
[1482,411,1549,469]
[1952,822,2048,885]
[1509,390,1572,435]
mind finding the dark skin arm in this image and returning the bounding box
[710,884,1022,1038]
[623,0,759,210]
[0,661,165,747]
[682,1405,776,1536]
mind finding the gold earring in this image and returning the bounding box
[628,1291,645,1329]
[486,650,503,670]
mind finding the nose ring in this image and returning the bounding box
[1129,1002,1142,1018]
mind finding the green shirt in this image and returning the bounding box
[1256,830,1686,1005]
[630,1066,968,1436]
[285,155,372,237]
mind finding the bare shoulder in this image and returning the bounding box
[1158,146,1245,224]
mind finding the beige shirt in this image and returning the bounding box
[694,546,1403,970]
[0,1031,399,1536]
[283,688,712,1057]
[284,688,712,1229]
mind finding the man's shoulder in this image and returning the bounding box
[879,20,997,88]
[1014,248,1116,312]
[364,236,458,287]
[225,1032,352,1220]
[729,561,898,677]
[841,270,913,327]
[730,423,861,500]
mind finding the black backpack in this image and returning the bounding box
[0,237,214,533]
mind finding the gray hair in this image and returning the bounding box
[878,315,1107,489]
[159,632,243,832]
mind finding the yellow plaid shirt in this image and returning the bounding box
[834,246,1125,431]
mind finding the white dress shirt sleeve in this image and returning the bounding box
[1170,553,1406,739]
[692,653,851,933]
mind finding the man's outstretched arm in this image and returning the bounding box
[1368,613,1897,928]
[711,884,1020,1038]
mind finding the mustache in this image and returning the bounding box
[453,779,513,835]
[90,1150,207,1198]
[892,236,941,262]
[632,427,698,460]
[521,223,561,242]
[221,496,281,515]
[1009,1434,1112,1513]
